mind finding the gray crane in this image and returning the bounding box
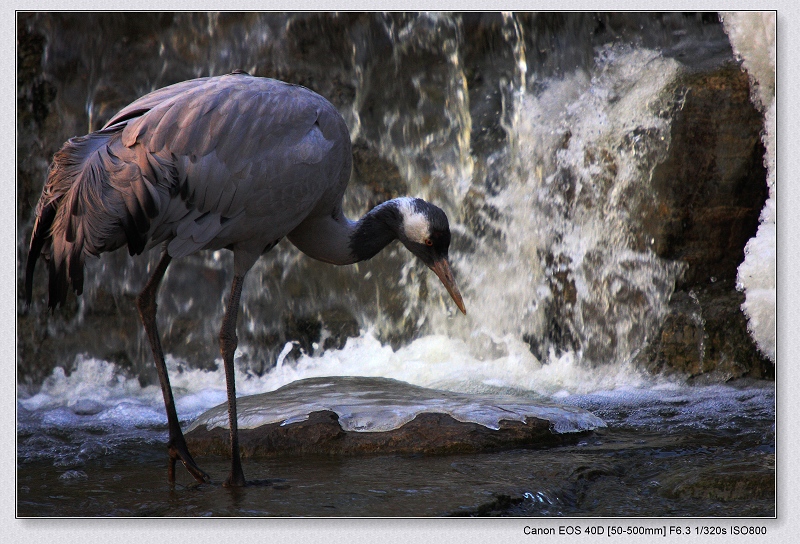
[25,72,466,487]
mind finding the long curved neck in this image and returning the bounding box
[287,199,404,265]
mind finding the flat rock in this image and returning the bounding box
[185,377,605,457]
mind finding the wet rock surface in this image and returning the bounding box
[185,376,604,457]
[640,282,773,380]
[649,66,768,288]
[186,410,585,457]
[641,65,771,379]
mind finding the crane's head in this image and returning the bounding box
[394,198,466,315]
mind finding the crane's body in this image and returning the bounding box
[25,72,465,487]
[29,74,360,302]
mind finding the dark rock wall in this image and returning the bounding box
[642,66,772,380]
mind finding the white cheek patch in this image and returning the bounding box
[397,198,430,244]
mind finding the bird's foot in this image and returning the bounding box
[168,442,210,484]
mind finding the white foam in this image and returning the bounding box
[255,331,656,397]
[722,12,776,362]
[18,357,162,413]
[19,338,771,444]
[720,12,775,111]
[17,329,656,431]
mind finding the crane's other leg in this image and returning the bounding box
[220,273,247,487]
[136,251,210,485]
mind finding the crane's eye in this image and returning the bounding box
[424,238,433,247]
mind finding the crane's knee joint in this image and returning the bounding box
[219,330,238,359]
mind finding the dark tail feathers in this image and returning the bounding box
[25,126,160,309]
[24,202,57,306]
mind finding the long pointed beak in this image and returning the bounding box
[429,258,466,315]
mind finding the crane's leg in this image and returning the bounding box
[136,251,210,485]
[220,273,247,487]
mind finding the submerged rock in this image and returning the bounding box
[185,377,605,457]
[658,456,775,502]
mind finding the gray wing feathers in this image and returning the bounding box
[290,123,334,164]
[107,78,214,129]
[167,210,243,259]
[130,76,343,240]
[30,75,349,307]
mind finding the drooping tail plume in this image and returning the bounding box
[24,200,56,306]
[25,125,160,308]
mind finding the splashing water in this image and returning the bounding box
[434,45,684,373]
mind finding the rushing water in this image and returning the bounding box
[16,12,775,517]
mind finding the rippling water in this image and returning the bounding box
[17,375,773,517]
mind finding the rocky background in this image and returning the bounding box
[640,63,772,381]
[17,12,773,386]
